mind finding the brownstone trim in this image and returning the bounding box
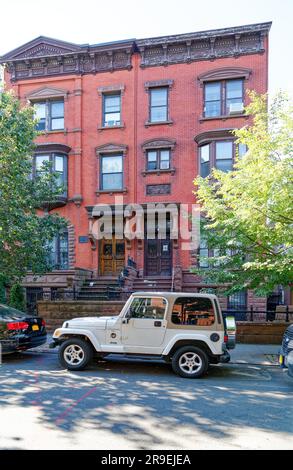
[194,128,235,145]
[97,124,125,131]
[68,224,75,269]
[145,120,173,127]
[199,114,248,122]
[34,142,71,153]
[26,86,69,101]
[141,138,176,150]
[142,168,176,177]
[95,143,128,156]
[144,79,174,90]
[146,184,171,196]
[97,84,125,96]
[198,67,252,85]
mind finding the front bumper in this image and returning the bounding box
[49,338,62,349]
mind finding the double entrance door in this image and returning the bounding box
[100,236,125,275]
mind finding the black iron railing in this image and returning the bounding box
[223,306,292,323]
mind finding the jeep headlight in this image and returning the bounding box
[54,329,62,338]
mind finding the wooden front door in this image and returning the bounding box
[145,238,172,276]
[100,237,125,275]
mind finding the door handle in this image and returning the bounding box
[154,321,162,327]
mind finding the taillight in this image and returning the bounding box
[224,334,229,343]
[41,319,46,327]
[7,321,29,331]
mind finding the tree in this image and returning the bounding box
[0,90,66,282]
[193,92,293,296]
[9,283,26,311]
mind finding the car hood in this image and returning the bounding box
[63,316,119,329]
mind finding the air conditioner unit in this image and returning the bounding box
[229,102,244,114]
[105,120,120,127]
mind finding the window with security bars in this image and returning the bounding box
[227,290,247,311]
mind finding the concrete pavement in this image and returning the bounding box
[0,342,292,450]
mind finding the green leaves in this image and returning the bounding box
[193,91,293,295]
[0,90,67,282]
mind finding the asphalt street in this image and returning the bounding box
[0,345,292,450]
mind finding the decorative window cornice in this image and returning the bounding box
[194,128,235,145]
[144,79,174,90]
[34,142,71,154]
[198,67,252,85]
[26,86,69,101]
[97,84,125,96]
[142,138,176,151]
[95,142,128,156]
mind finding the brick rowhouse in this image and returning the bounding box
[1,22,278,311]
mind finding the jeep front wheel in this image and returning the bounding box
[172,346,208,378]
[59,338,93,371]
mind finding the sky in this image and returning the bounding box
[0,0,292,94]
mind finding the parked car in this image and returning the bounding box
[279,324,293,379]
[50,292,236,378]
[0,303,47,355]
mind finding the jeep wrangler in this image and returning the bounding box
[50,292,236,378]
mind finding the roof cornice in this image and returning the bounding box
[0,22,272,81]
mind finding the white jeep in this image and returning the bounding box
[50,292,236,378]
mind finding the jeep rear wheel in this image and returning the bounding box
[59,338,93,371]
[172,346,208,378]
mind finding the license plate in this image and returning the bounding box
[32,325,39,331]
[279,355,284,365]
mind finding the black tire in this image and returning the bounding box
[58,338,93,371]
[171,346,209,378]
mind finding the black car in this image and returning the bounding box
[0,303,47,355]
[279,324,293,379]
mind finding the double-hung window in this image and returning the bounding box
[101,155,123,190]
[34,153,67,196]
[147,149,170,171]
[149,87,168,123]
[199,140,247,176]
[204,79,244,117]
[103,94,121,127]
[34,100,64,131]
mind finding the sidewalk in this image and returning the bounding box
[229,344,280,366]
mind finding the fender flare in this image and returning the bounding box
[53,328,101,352]
[162,333,220,356]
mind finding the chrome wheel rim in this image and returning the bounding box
[64,344,85,365]
[179,352,202,375]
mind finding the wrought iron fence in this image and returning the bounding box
[223,306,292,323]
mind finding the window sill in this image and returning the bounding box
[38,196,68,210]
[145,120,173,127]
[95,188,128,196]
[38,129,67,135]
[97,123,125,131]
[142,168,176,177]
[199,114,248,122]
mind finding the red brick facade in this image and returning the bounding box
[0,22,271,308]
